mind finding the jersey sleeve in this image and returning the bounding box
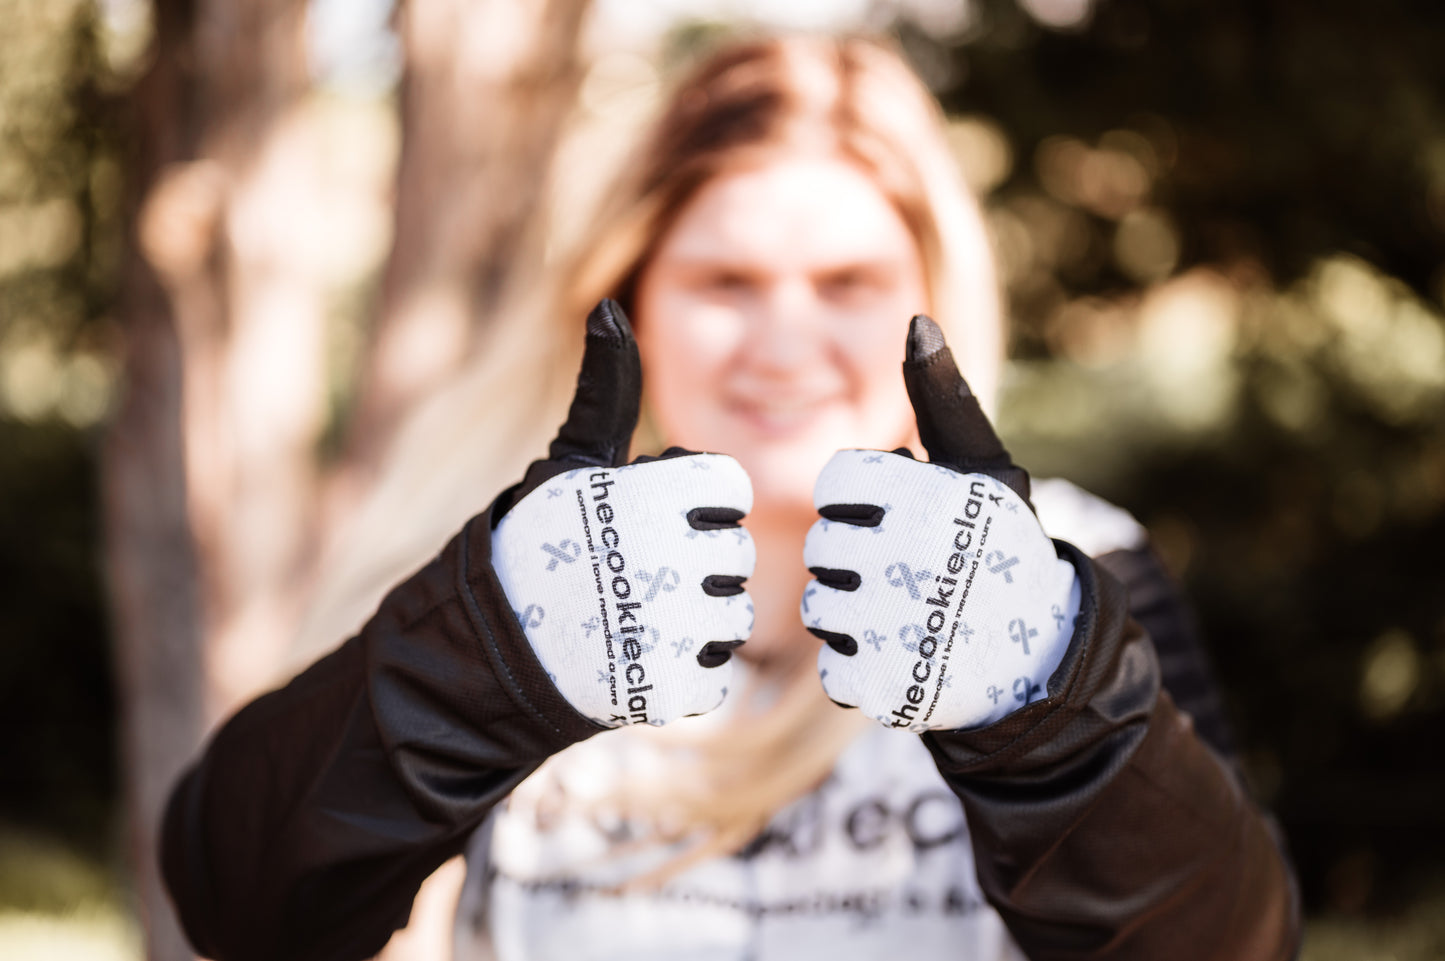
[161,505,604,961]
[922,541,1301,960]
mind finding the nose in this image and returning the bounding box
[738,277,825,376]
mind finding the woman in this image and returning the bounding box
[162,36,1298,961]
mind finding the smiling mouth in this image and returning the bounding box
[730,397,835,435]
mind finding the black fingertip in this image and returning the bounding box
[900,315,1032,504]
[697,639,744,668]
[546,299,642,468]
[586,297,631,341]
[807,627,858,657]
[688,506,745,530]
[817,503,885,528]
[702,574,747,597]
[828,697,858,710]
[808,567,861,592]
[906,314,948,362]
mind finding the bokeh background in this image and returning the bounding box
[2,0,1442,958]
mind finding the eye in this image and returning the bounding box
[690,268,758,300]
[706,269,752,292]
[817,265,886,304]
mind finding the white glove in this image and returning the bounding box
[491,301,756,727]
[801,316,1080,732]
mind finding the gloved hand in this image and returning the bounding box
[491,300,756,727]
[801,315,1080,732]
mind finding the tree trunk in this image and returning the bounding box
[106,1,592,957]
[107,0,313,957]
[341,0,592,488]
[103,257,207,961]
[104,3,205,957]
[105,4,211,958]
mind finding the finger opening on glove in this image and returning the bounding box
[808,626,858,656]
[688,506,746,530]
[817,503,885,528]
[702,574,747,597]
[696,639,744,668]
[807,567,860,592]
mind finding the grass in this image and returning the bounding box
[0,825,139,961]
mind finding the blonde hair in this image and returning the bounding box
[563,35,1002,391]
[293,34,1004,883]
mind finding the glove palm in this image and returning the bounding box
[802,316,1079,732]
[492,300,756,727]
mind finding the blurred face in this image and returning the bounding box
[634,157,929,517]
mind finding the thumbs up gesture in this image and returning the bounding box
[802,316,1080,732]
[491,301,756,727]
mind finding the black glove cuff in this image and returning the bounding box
[922,541,1158,776]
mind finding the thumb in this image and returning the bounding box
[902,314,1031,504]
[548,298,642,467]
[493,300,642,522]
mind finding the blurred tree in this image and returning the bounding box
[103,0,591,957]
[345,0,590,482]
[0,0,126,917]
[105,1,311,956]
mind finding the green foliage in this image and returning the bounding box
[916,0,1445,344]
[908,0,1445,914]
[0,417,115,852]
[0,827,121,913]
[0,0,120,859]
